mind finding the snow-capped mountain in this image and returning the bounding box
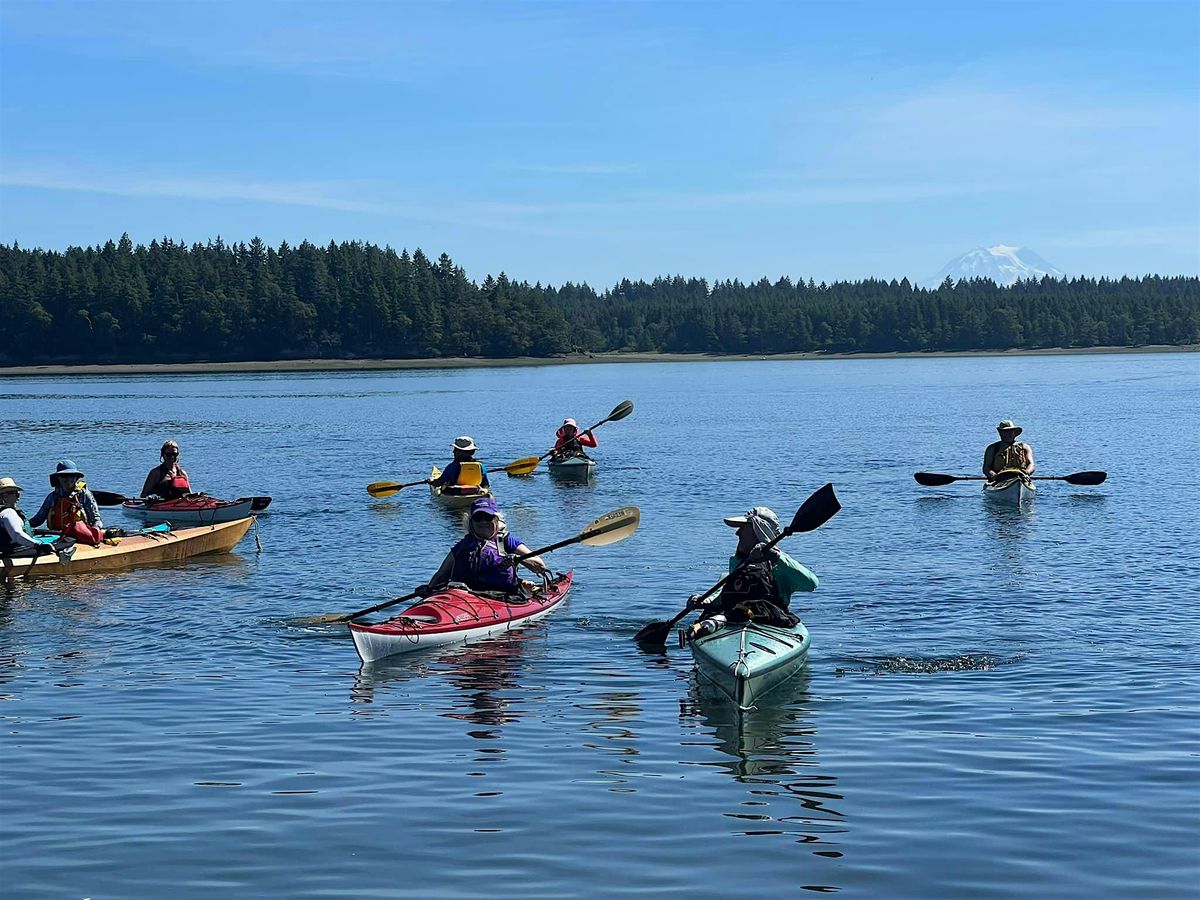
[920,245,1066,288]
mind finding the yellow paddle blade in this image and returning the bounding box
[579,506,640,546]
[503,456,541,477]
[366,481,403,497]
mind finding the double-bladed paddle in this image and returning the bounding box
[93,490,272,509]
[914,470,1107,487]
[365,478,433,499]
[634,484,841,647]
[291,505,642,626]
[505,400,635,477]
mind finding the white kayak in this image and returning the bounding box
[123,495,271,524]
[983,473,1034,506]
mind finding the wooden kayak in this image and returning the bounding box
[983,471,1034,506]
[688,619,810,711]
[349,572,573,663]
[0,517,255,580]
[123,495,271,524]
[428,466,492,509]
[547,455,596,479]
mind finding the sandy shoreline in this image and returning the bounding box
[0,344,1193,377]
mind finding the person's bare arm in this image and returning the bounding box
[1023,444,1036,475]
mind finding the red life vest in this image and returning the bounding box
[168,475,192,496]
[47,493,83,533]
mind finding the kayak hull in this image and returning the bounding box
[349,571,573,663]
[983,476,1034,506]
[1,518,254,580]
[123,496,270,524]
[548,456,596,479]
[689,620,810,711]
[429,466,493,508]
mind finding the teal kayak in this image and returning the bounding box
[688,619,810,711]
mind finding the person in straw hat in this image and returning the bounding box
[0,476,75,561]
[983,420,1036,482]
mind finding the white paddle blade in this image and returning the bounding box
[580,506,640,546]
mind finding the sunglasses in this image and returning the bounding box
[471,511,498,523]
[163,452,179,457]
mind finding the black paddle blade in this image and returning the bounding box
[608,399,634,421]
[787,483,841,533]
[1065,470,1107,486]
[914,472,958,487]
[634,620,673,646]
[92,490,127,507]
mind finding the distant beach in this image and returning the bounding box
[0,344,1193,377]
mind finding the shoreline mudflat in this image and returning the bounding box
[0,344,1192,377]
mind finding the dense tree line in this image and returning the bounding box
[0,236,1196,365]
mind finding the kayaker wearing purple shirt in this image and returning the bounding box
[983,419,1036,481]
[423,497,547,595]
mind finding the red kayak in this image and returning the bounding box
[349,572,573,663]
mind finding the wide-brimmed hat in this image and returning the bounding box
[996,419,1023,436]
[723,506,782,543]
[453,436,477,452]
[51,459,84,478]
[0,476,22,494]
[469,497,499,517]
[561,418,578,429]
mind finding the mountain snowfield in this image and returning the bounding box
[920,245,1066,288]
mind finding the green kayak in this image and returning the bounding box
[688,619,810,711]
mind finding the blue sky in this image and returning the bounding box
[1,0,1197,286]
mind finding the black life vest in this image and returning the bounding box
[714,557,798,628]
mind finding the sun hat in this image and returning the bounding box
[996,419,1023,436]
[723,506,782,543]
[51,460,84,478]
[453,436,478,452]
[0,476,22,494]
[562,418,578,429]
[469,497,499,517]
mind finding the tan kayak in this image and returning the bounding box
[1,517,254,580]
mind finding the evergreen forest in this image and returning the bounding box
[1,236,1196,365]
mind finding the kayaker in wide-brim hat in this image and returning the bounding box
[0,476,76,562]
[689,506,820,638]
[422,496,547,596]
[551,417,598,461]
[430,436,491,493]
[983,419,1036,481]
[29,460,107,546]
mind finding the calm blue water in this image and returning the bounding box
[1,353,1197,898]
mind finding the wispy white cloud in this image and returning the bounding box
[1052,225,1200,252]
[496,162,648,176]
[1,166,394,214]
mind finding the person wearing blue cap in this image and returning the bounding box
[422,497,548,595]
[29,460,107,545]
